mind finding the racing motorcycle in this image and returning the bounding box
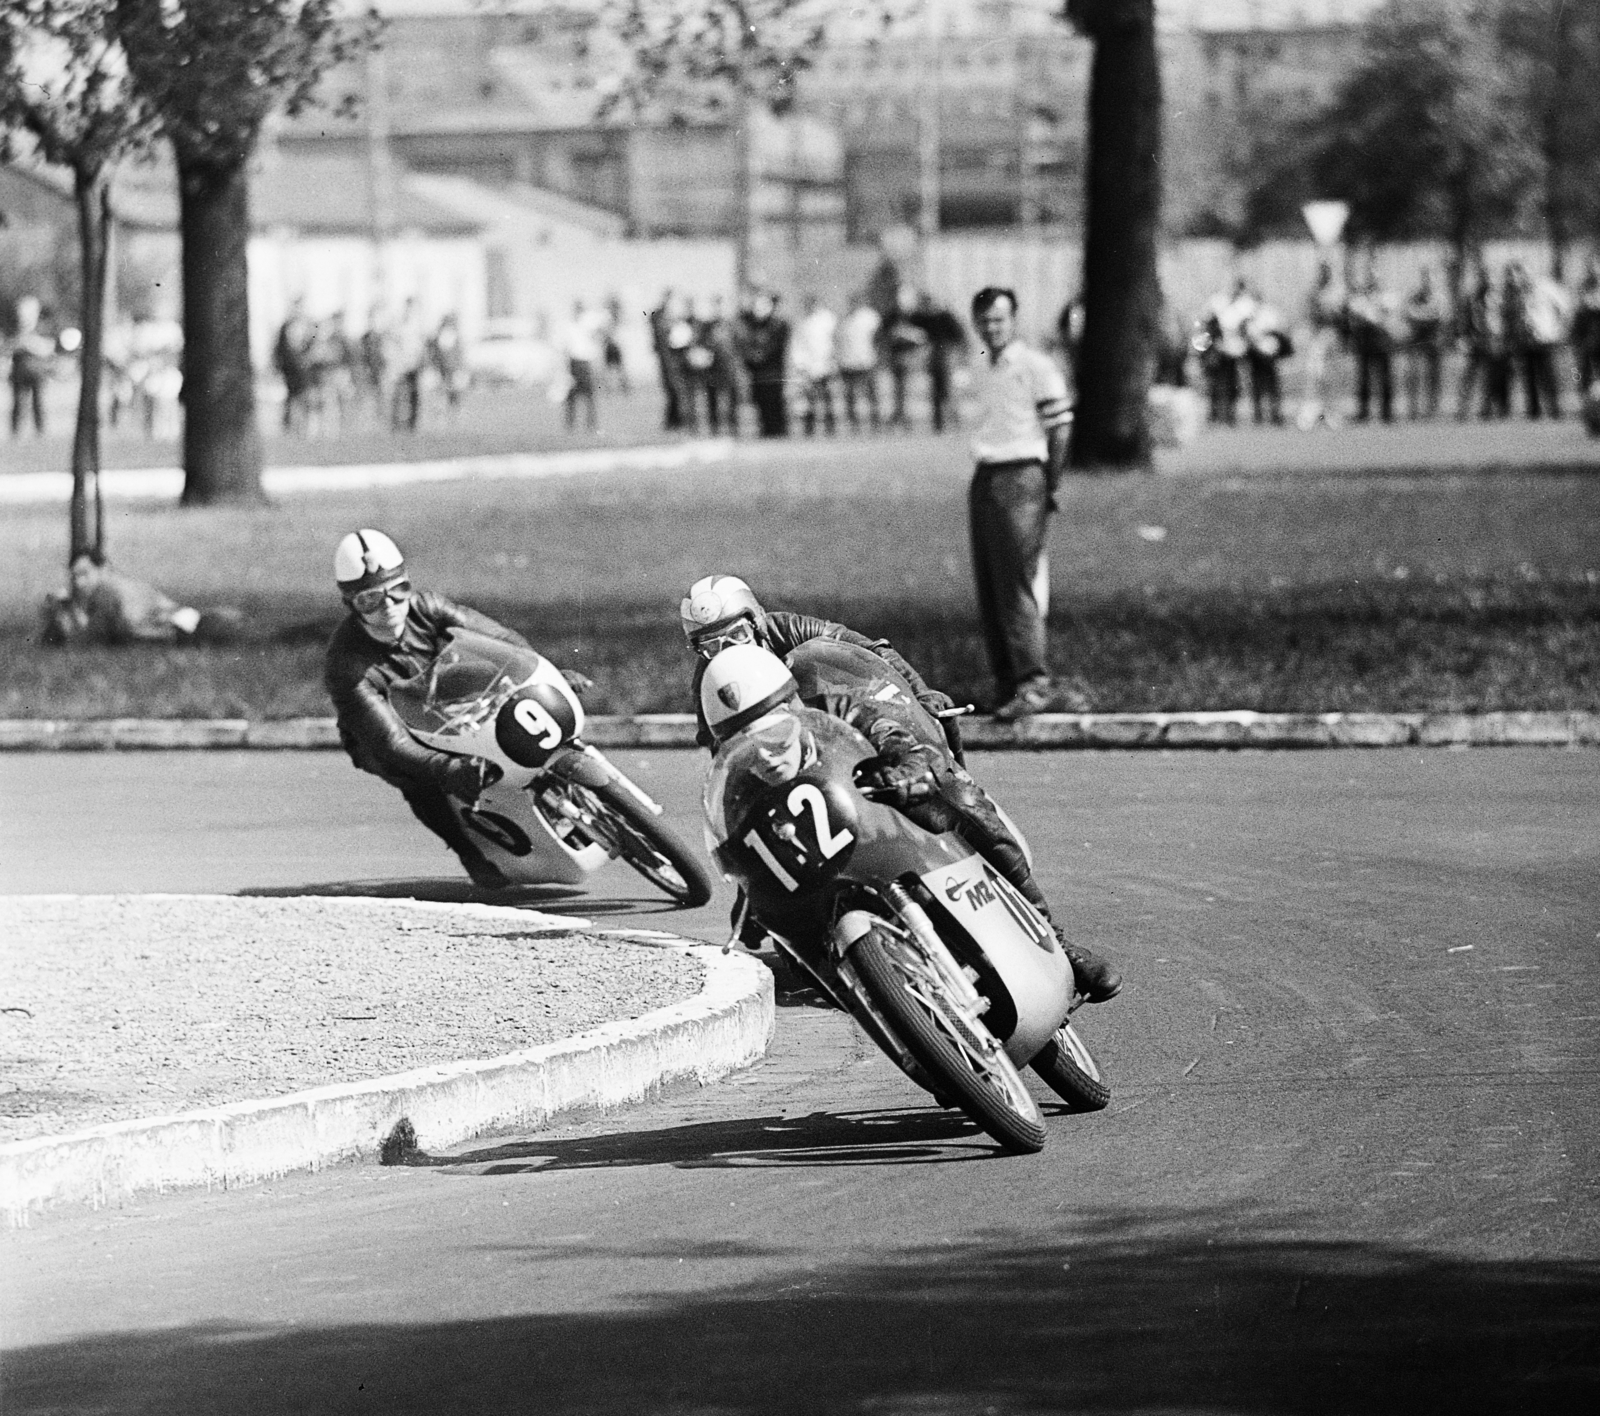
[703,655,1110,1153]
[390,626,712,906]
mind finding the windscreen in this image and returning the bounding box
[388,628,536,739]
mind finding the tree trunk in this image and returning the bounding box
[1067,0,1162,471]
[176,151,263,505]
[69,168,112,565]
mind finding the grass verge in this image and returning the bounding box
[3,436,1596,719]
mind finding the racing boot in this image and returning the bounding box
[1057,933,1122,1003]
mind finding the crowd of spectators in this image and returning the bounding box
[1186,255,1600,431]
[645,281,969,440]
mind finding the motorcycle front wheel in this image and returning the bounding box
[850,922,1046,1154]
[537,779,714,907]
[1030,1023,1111,1111]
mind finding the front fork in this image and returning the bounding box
[544,741,665,816]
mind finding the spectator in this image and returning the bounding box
[1572,256,1600,396]
[738,290,790,438]
[1200,278,1254,425]
[1514,265,1570,420]
[1243,286,1291,426]
[836,291,882,432]
[1055,291,1085,394]
[649,289,690,432]
[429,312,468,422]
[912,293,968,434]
[272,298,316,435]
[1401,267,1447,420]
[600,294,629,393]
[40,554,245,647]
[790,294,838,436]
[699,295,745,436]
[884,285,929,430]
[8,295,54,437]
[1456,261,1495,419]
[390,298,429,432]
[963,286,1077,722]
[311,310,358,435]
[358,304,393,429]
[560,300,602,433]
[1347,270,1397,423]
[1298,261,1347,430]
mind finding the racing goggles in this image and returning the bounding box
[692,617,758,659]
[346,579,412,615]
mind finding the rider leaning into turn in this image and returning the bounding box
[323,528,589,891]
[681,573,967,761]
[699,642,1122,1003]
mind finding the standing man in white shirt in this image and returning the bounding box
[791,294,839,435]
[965,286,1078,722]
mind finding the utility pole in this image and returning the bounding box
[917,0,942,240]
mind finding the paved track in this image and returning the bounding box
[4,749,1599,1413]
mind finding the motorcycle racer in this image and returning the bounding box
[701,642,1122,1002]
[681,573,966,761]
[323,528,589,889]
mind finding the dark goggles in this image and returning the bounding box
[345,579,412,614]
[691,618,758,658]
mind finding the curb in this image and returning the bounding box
[0,900,773,1225]
[2,710,1597,752]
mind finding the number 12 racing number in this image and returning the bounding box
[743,783,855,892]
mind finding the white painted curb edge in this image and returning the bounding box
[0,902,773,1226]
[2,710,1597,752]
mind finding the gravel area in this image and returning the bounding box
[0,896,705,1145]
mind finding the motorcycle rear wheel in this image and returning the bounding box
[538,779,714,907]
[850,923,1046,1154]
[1030,1023,1111,1111]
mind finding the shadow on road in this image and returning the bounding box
[393,1107,992,1175]
[239,879,690,918]
[9,1215,1596,1414]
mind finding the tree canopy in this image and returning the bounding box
[1236,0,1598,264]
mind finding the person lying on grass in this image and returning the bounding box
[323,527,591,891]
[680,572,967,760]
[39,554,244,647]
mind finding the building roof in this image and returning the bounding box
[405,172,626,238]
[252,151,481,236]
[0,160,178,231]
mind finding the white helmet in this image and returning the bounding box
[334,529,405,593]
[680,574,765,648]
[700,644,798,743]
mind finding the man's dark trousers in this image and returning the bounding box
[969,459,1050,700]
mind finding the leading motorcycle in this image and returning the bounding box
[702,654,1110,1153]
[390,626,713,906]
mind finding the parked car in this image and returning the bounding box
[463,319,558,388]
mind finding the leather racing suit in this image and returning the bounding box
[323,590,531,878]
[692,610,965,760]
[786,639,1050,923]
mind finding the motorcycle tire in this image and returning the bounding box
[1030,1023,1111,1112]
[539,779,714,907]
[850,923,1046,1155]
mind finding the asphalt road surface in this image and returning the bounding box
[3,748,1598,1414]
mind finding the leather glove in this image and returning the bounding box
[441,756,502,804]
[858,750,937,808]
[561,669,594,696]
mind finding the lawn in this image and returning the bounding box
[4,420,1597,720]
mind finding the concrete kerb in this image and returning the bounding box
[0,897,774,1226]
[2,711,1597,752]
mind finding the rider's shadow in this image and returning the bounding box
[385,1108,994,1173]
[240,880,684,917]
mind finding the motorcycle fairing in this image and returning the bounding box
[919,854,1073,1064]
[388,626,606,885]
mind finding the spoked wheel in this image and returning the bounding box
[538,779,713,907]
[849,921,1046,1154]
[1031,1022,1111,1112]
